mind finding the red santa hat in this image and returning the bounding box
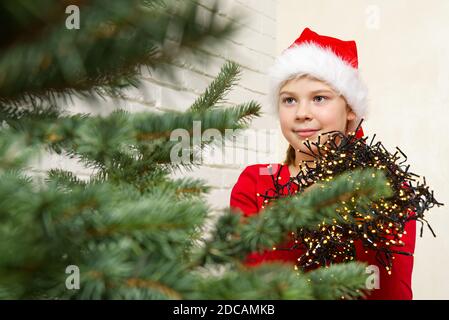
[269,27,368,138]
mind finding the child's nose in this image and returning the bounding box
[295,101,313,119]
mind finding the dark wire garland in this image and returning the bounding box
[258,119,444,274]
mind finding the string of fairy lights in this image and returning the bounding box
[257,119,444,275]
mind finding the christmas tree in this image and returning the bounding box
[0,0,377,299]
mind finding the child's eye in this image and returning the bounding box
[313,95,328,103]
[282,97,296,105]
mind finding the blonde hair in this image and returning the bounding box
[280,74,351,166]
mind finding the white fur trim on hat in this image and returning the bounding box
[268,41,369,123]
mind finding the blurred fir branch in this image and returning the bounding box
[0,0,239,109]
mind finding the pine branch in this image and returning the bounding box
[189,61,241,112]
[0,130,37,171]
[46,169,87,189]
[0,102,62,123]
[190,263,313,300]
[306,261,369,300]
[3,101,261,177]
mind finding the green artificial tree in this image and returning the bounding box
[0,0,375,299]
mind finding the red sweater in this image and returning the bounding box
[230,163,416,300]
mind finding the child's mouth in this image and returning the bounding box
[294,129,319,138]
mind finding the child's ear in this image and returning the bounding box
[346,105,356,121]
[345,105,357,134]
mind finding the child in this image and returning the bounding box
[230,27,416,300]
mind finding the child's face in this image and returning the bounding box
[278,76,356,156]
